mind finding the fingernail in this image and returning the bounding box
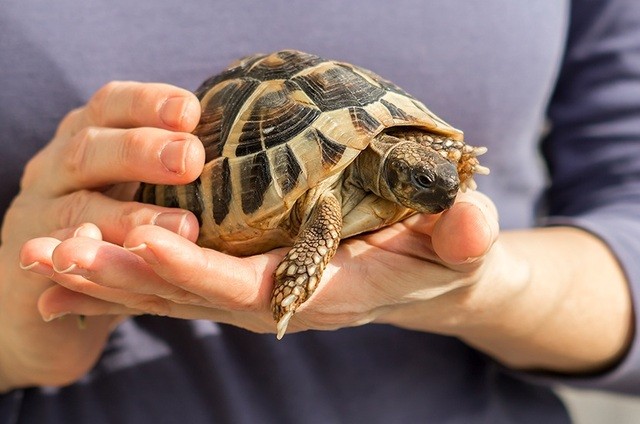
[159,96,191,129]
[124,242,158,264]
[160,140,188,175]
[72,224,99,239]
[153,212,188,235]
[43,312,70,322]
[72,225,86,238]
[462,255,482,264]
[463,206,494,263]
[53,263,77,274]
[477,206,497,248]
[52,263,90,278]
[20,261,55,277]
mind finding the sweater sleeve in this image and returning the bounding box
[0,390,23,424]
[540,0,640,393]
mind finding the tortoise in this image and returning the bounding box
[137,50,489,339]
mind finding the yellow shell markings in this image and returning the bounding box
[136,50,488,338]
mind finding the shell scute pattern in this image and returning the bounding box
[209,158,231,225]
[138,50,489,338]
[271,143,303,197]
[244,50,325,81]
[197,78,262,162]
[233,80,321,156]
[290,63,388,111]
[141,49,471,252]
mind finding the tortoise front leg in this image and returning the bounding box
[272,193,342,339]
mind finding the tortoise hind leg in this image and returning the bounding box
[271,193,342,339]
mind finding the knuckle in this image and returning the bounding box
[230,291,262,312]
[225,268,264,312]
[167,254,205,288]
[58,190,96,228]
[132,84,159,107]
[240,263,280,312]
[62,127,96,182]
[86,81,121,124]
[20,150,47,190]
[56,107,85,137]
[114,201,155,230]
[163,288,207,306]
[119,128,148,166]
[129,296,171,316]
[130,84,167,123]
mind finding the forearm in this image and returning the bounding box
[0,287,70,392]
[459,227,634,374]
[0,266,111,392]
[0,304,110,392]
[0,288,46,392]
[0,335,20,393]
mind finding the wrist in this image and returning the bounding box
[379,226,633,374]
[376,237,532,339]
[0,284,92,391]
[0,303,47,392]
[451,239,535,337]
[457,228,633,373]
[450,240,549,367]
[0,343,20,393]
[0,312,37,393]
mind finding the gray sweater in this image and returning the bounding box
[2,1,639,422]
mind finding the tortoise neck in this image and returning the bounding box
[350,134,405,202]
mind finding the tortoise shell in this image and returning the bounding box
[138,50,466,254]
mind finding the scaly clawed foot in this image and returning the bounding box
[270,194,342,339]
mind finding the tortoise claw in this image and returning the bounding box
[271,283,307,339]
[270,193,342,339]
[474,165,491,175]
[276,310,295,340]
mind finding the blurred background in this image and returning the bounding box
[559,388,640,423]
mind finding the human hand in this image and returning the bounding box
[1,81,204,390]
[20,189,513,342]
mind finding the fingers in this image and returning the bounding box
[37,285,126,326]
[49,222,102,241]
[37,284,237,327]
[23,81,205,196]
[431,191,499,266]
[123,225,275,311]
[357,190,499,267]
[49,191,200,244]
[22,225,273,315]
[20,226,277,333]
[19,223,105,277]
[26,127,204,196]
[60,81,201,135]
[52,127,204,194]
[51,237,211,307]
[21,236,177,316]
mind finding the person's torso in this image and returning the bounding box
[0,1,571,423]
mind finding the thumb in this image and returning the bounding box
[432,191,499,266]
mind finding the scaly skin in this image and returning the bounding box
[271,193,342,339]
[269,132,488,339]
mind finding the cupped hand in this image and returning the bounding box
[21,189,517,342]
[1,82,204,390]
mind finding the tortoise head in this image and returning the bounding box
[382,142,460,214]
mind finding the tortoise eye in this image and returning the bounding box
[413,172,435,188]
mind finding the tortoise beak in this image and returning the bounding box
[411,173,459,214]
[412,189,456,213]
